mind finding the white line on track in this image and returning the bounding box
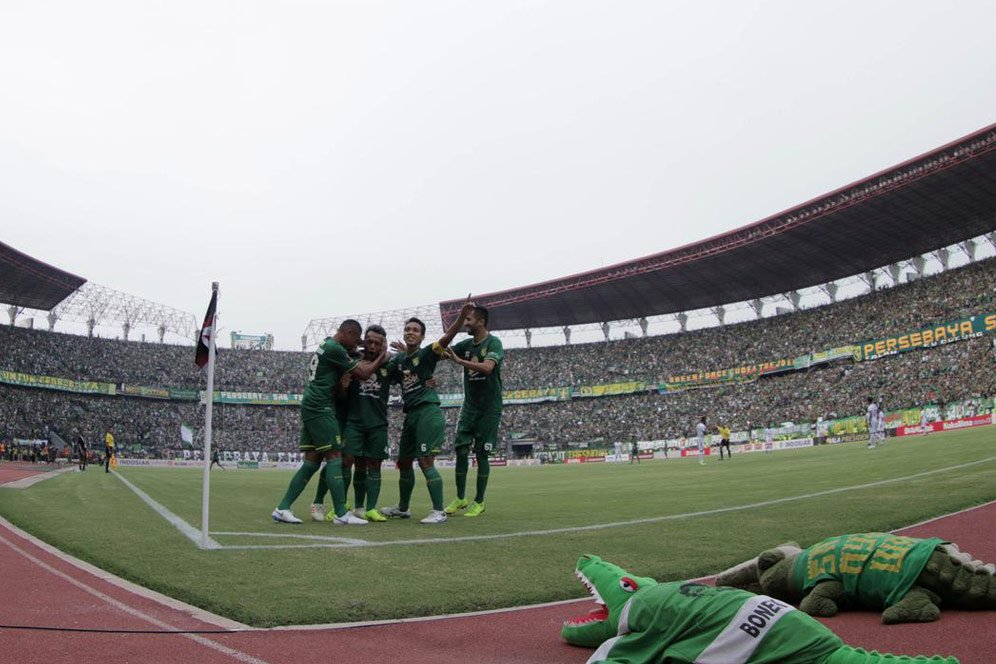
[214,455,996,550]
[0,515,248,630]
[113,470,222,549]
[0,529,270,664]
[2,466,77,489]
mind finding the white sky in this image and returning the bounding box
[2,1,994,350]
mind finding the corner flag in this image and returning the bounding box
[195,290,218,368]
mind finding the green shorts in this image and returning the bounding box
[299,411,343,453]
[398,405,445,459]
[455,408,502,456]
[343,423,390,460]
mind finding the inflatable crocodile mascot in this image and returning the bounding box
[715,533,996,624]
[562,554,957,663]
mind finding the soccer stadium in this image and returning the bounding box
[2,115,995,663]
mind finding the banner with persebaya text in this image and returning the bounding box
[857,312,996,361]
[0,370,116,395]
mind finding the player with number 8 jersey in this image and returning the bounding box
[271,320,385,526]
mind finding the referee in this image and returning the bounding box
[716,424,732,460]
[104,431,115,473]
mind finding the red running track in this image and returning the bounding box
[1,501,994,664]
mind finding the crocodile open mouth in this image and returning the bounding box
[564,567,609,627]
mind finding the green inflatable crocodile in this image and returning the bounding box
[715,533,996,624]
[562,554,958,663]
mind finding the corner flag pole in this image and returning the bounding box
[201,282,219,550]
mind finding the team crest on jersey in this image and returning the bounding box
[412,357,420,367]
[464,351,471,359]
[379,368,387,377]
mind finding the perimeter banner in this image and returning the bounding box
[573,381,648,398]
[857,312,996,361]
[210,391,303,406]
[0,370,116,395]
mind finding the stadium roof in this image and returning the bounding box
[0,241,87,311]
[440,123,996,330]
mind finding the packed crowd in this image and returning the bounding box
[3,334,992,454]
[2,256,994,454]
[500,336,995,445]
[1,258,993,396]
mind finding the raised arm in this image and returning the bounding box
[436,295,475,349]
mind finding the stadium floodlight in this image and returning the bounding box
[46,282,197,343]
[302,302,444,351]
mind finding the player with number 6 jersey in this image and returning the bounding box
[379,296,476,525]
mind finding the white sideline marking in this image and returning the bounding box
[271,500,996,631]
[113,471,222,550]
[0,529,268,663]
[217,455,996,550]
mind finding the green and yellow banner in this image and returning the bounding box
[857,312,996,361]
[0,370,116,395]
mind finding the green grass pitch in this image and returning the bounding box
[1,427,994,627]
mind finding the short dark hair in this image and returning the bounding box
[472,305,489,326]
[405,317,426,336]
[365,324,387,338]
[339,319,362,334]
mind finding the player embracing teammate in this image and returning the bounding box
[442,305,503,518]
[379,297,476,524]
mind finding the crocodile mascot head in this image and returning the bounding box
[561,555,658,648]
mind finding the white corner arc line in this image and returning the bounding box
[216,456,996,550]
[0,515,248,630]
[113,471,222,550]
[0,530,268,664]
[211,531,369,545]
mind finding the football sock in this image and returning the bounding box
[454,446,470,499]
[341,462,352,499]
[423,465,444,511]
[313,466,328,505]
[278,459,321,510]
[365,467,381,509]
[398,467,415,511]
[352,462,367,508]
[324,457,348,517]
[474,454,490,504]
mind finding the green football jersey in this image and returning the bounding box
[791,533,944,608]
[389,343,444,412]
[451,334,504,415]
[589,583,842,664]
[301,339,359,415]
[345,365,392,430]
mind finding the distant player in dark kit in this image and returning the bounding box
[443,305,504,518]
[76,434,88,471]
[271,319,386,525]
[210,448,225,470]
[630,441,640,464]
